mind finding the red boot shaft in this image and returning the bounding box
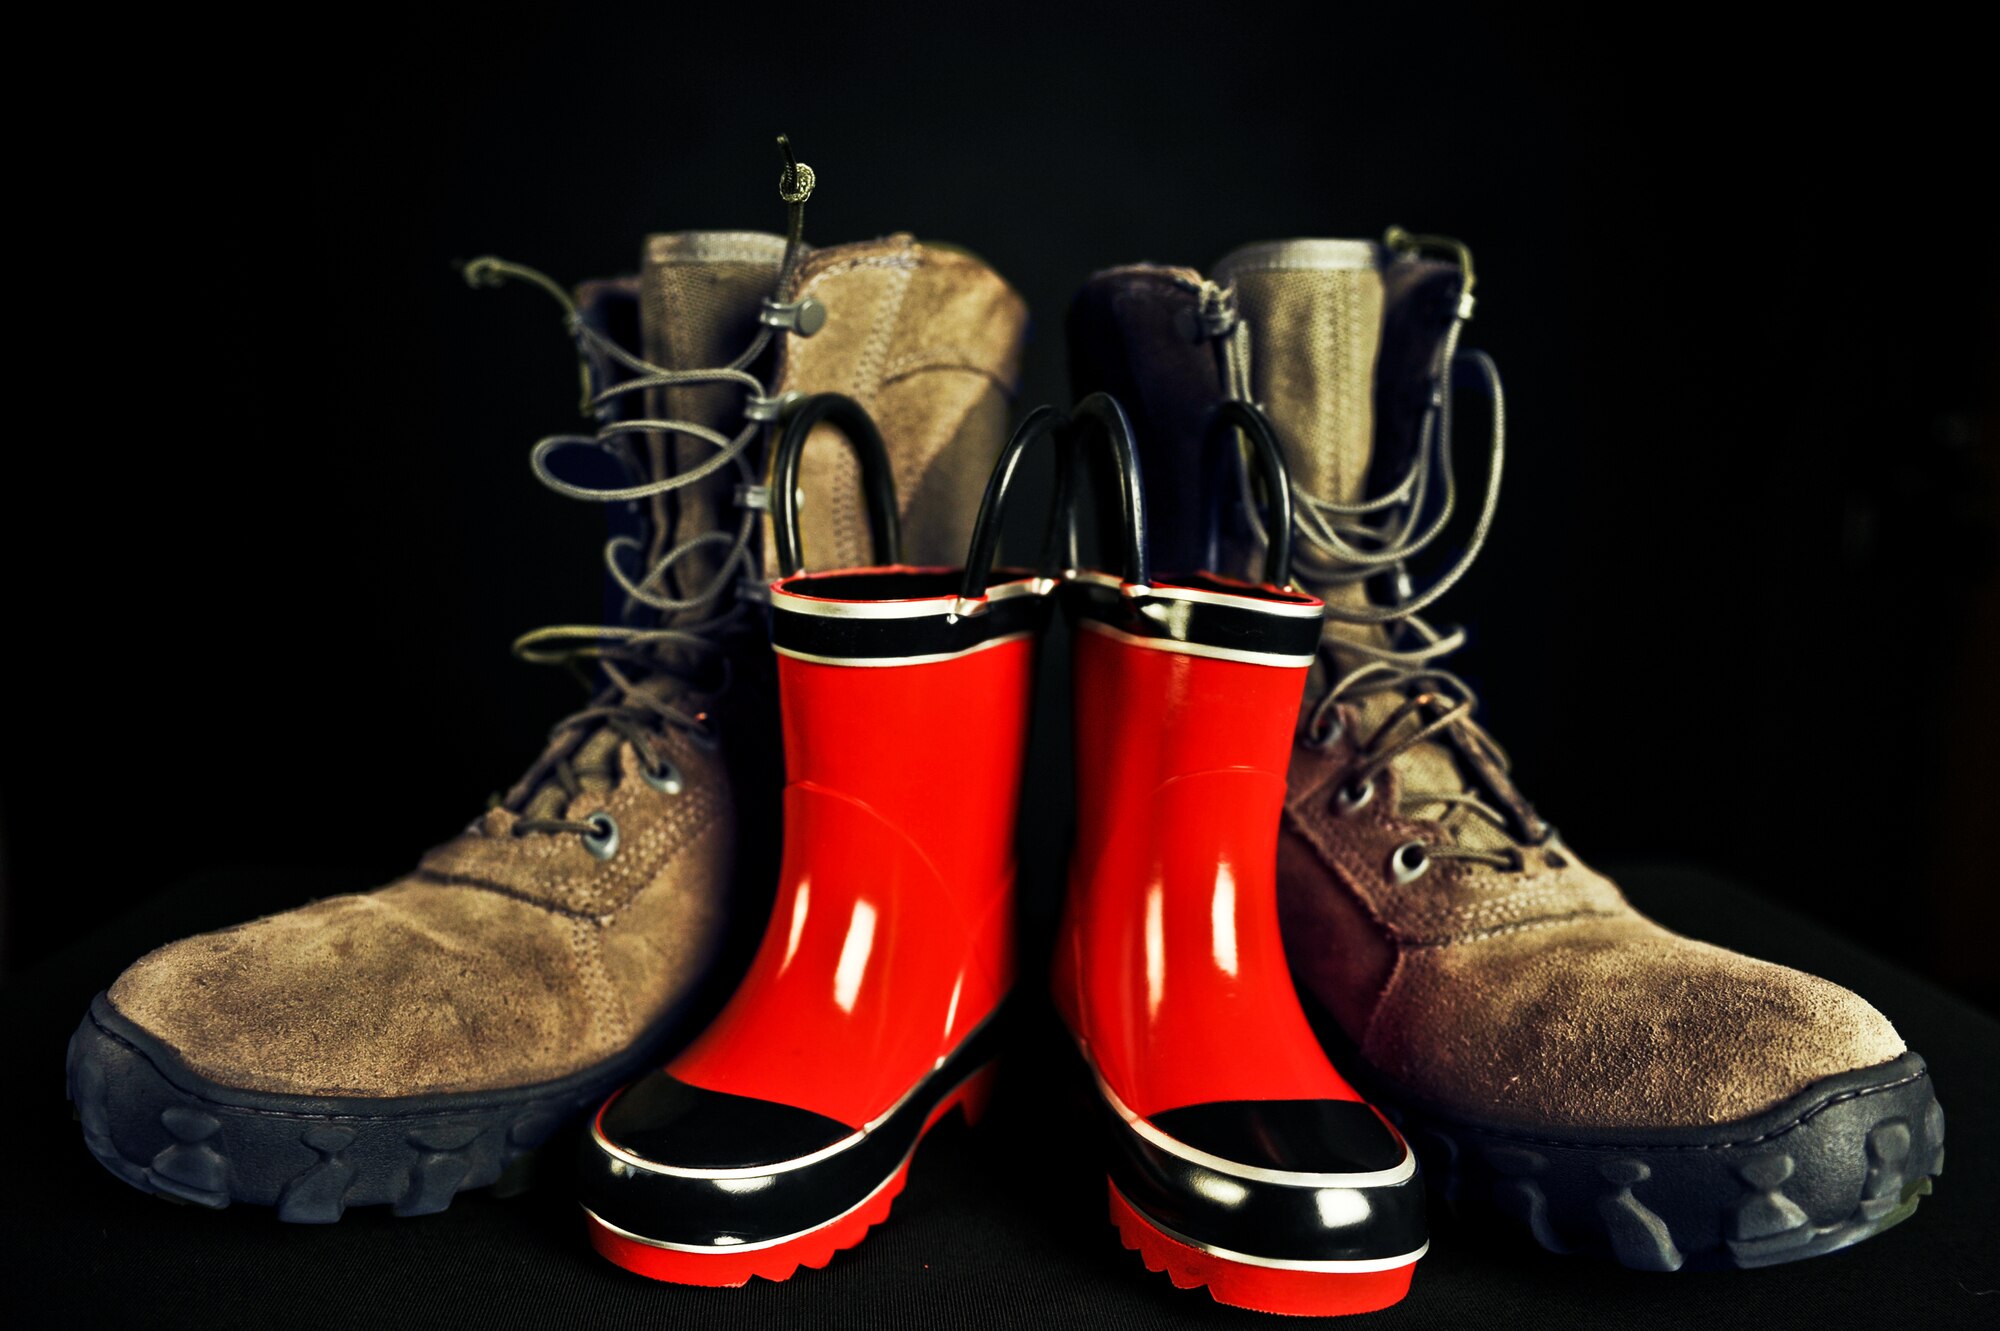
[1055,583,1353,1118]
[670,584,1031,1125]
[582,393,1051,1286]
[1051,395,1425,1317]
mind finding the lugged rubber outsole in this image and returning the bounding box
[66,993,689,1221]
[1373,1052,1945,1271]
[584,1061,996,1286]
[1297,985,1949,1273]
[1108,1180,1418,1317]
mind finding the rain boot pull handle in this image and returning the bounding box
[959,392,1149,604]
[1205,399,1296,589]
[769,393,904,579]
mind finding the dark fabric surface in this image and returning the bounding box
[3,863,1993,1329]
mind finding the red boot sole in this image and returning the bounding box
[585,1061,997,1287]
[1108,1178,1418,1317]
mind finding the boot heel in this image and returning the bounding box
[1108,1179,1417,1317]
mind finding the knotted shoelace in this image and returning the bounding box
[1212,232,1532,871]
[460,139,816,842]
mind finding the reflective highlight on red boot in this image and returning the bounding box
[580,568,1045,1284]
[1055,572,1426,1315]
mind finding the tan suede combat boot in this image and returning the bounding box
[66,143,1027,1221]
[1068,234,1943,1271]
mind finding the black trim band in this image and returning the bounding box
[1099,1087,1428,1264]
[770,570,1052,665]
[577,1008,1004,1248]
[1064,574,1322,666]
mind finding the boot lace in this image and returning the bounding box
[1216,229,1536,871]
[459,137,818,842]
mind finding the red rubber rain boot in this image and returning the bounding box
[579,394,1049,1285]
[1053,396,1428,1315]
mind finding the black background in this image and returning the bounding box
[2,6,1997,1328]
[2,9,1993,996]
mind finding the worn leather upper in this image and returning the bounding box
[1277,740,1905,1130]
[107,233,1026,1099]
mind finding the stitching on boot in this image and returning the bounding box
[848,254,914,400]
[420,770,718,916]
[879,350,1019,394]
[1397,881,1622,938]
[570,916,630,1052]
[803,253,921,281]
[410,868,618,922]
[1401,910,1625,948]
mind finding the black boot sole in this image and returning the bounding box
[1304,996,1944,1271]
[65,992,691,1222]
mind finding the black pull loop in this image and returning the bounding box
[956,406,1066,605]
[768,393,903,578]
[1066,393,1150,588]
[1206,399,1296,587]
[958,392,1149,604]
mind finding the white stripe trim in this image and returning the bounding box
[1142,584,1323,617]
[1110,1180,1429,1274]
[769,589,956,620]
[773,631,1034,669]
[581,1158,904,1254]
[1067,569,1127,591]
[1075,618,1315,670]
[582,1060,994,1254]
[1088,1053,1416,1188]
[592,1118,863,1181]
[770,576,1046,620]
[1069,569,1321,616]
[590,1012,1002,1178]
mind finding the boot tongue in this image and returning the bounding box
[637,231,790,581]
[1215,240,1512,854]
[1212,239,1386,633]
[1211,240,1384,512]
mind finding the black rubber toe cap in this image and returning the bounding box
[1102,1091,1428,1264]
[597,1071,855,1170]
[1149,1099,1408,1175]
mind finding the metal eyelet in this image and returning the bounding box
[1333,777,1375,816]
[582,812,620,861]
[642,760,684,796]
[1389,841,1431,884]
[1307,714,1345,749]
[758,296,826,337]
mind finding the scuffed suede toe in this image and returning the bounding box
[106,881,605,1098]
[1360,902,1908,1132]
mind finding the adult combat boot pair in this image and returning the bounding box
[66,147,1029,1221]
[1070,233,1945,1271]
[581,394,1426,1315]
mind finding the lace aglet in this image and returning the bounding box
[775,134,815,205]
